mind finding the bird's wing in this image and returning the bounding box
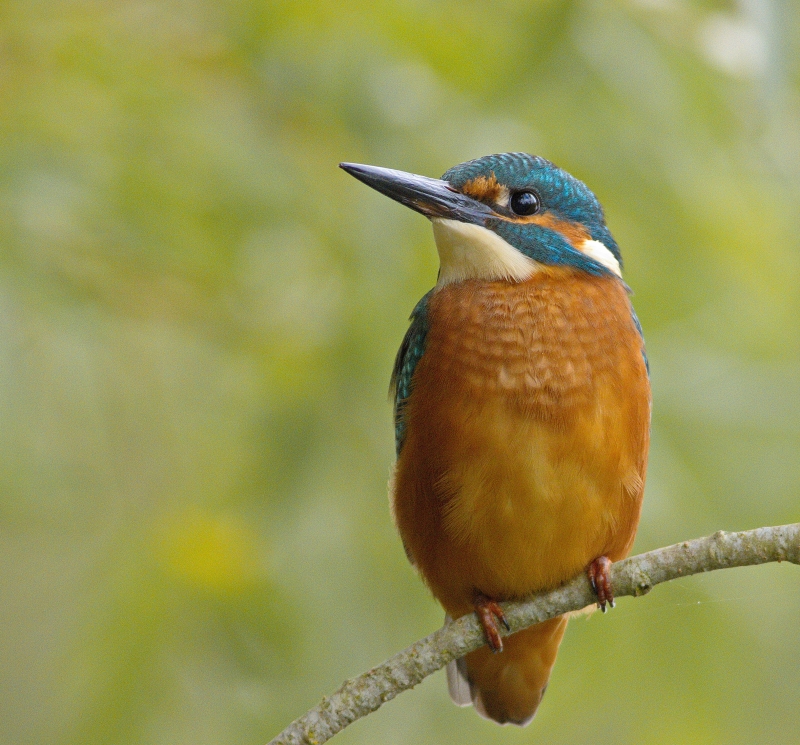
[390,291,431,454]
[630,307,649,375]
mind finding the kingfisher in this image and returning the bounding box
[340,153,650,726]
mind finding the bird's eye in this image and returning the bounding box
[509,190,540,216]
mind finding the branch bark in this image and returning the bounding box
[268,523,800,745]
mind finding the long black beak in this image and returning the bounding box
[339,162,494,225]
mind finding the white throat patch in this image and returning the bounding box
[432,218,540,287]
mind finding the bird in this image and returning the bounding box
[340,153,650,726]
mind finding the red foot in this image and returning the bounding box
[474,592,510,653]
[587,556,615,613]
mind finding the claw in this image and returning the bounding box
[587,556,614,612]
[474,592,508,653]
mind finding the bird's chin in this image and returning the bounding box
[431,218,541,287]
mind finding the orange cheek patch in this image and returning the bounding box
[461,173,505,203]
[509,212,592,248]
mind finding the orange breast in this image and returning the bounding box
[391,269,650,618]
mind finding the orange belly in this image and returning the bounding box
[392,269,650,619]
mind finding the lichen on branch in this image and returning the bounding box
[268,523,800,745]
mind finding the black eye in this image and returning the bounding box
[509,190,540,216]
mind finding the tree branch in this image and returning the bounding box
[268,523,800,745]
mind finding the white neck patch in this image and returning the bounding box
[579,238,621,277]
[432,218,540,287]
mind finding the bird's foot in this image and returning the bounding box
[473,592,510,653]
[587,556,615,613]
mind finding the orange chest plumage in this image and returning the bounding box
[392,270,651,617]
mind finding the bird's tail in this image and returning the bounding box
[446,616,568,726]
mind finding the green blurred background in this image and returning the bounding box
[1,1,799,743]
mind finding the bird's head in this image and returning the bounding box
[340,153,622,286]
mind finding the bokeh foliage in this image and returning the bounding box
[1,1,799,744]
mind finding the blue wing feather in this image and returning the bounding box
[630,307,649,375]
[390,292,431,454]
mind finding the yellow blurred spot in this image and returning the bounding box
[160,509,262,591]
